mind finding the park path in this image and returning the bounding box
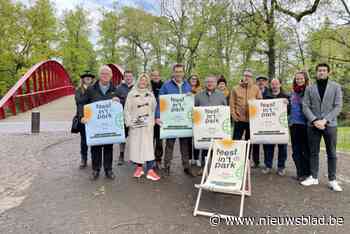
[0,95,349,233]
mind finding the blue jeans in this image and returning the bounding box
[263,144,287,169]
[135,160,155,172]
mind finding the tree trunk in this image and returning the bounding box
[267,0,276,80]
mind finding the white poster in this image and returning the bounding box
[84,100,126,146]
[205,140,248,191]
[159,94,194,139]
[248,98,289,144]
[193,106,231,149]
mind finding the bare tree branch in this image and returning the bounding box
[340,0,350,17]
[275,0,321,22]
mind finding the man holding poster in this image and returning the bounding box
[230,69,262,141]
[193,76,228,173]
[155,64,194,176]
[249,79,290,176]
[81,65,123,180]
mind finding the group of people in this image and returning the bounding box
[74,62,343,192]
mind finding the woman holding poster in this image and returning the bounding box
[189,74,202,167]
[124,73,160,181]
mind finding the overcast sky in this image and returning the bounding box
[19,0,162,44]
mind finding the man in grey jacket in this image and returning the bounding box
[301,63,343,192]
[194,75,227,175]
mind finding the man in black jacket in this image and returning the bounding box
[150,70,164,169]
[115,70,134,165]
[81,65,122,180]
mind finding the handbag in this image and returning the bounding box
[71,115,81,134]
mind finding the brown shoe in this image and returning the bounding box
[117,153,124,166]
[197,168,203,177]
[79,159,87,169]
[184,167,196,177]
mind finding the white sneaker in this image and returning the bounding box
[300,176,319,186]
[328,180,342,192]
[262,168,271,174]
[195,160,201,167]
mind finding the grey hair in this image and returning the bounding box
[243,68,253,75]
[205,75,217,83]
[98,65,113,77]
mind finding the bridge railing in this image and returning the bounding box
[108,64,124,87]
[0,60,75,120]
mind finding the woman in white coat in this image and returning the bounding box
[124,73,160,181]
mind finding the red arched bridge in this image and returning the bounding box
[0,60,124,120]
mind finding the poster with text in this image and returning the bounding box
[248,98,289,144]
[159,94,194,139]
[205,140,248,191]
[84,100,125,146]
[193,106,232,149]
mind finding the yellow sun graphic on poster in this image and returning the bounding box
[159,98,168,113]
[84,105,93,121]
[249,105,258,119]
[218,139,235,149]
[192,109,202,125]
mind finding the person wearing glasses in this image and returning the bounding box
[230,69,262,141]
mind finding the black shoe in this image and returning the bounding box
[90,171,99,180]
[163,166,170,176]
[79,159,87,169]
[184,168,196,177]
[118,154,124,166]
[251,161,260,169]
[105,170,116,180]
[155,161,162,170]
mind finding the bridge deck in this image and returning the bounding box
[0,95,75,133]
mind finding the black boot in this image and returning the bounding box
[90,171,99,181]
[105,170,116,180]
[163,165,170,176]
[155,161,162,170]
[118,152,124,166]
[79,159,87,169]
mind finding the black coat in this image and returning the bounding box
[265,89,291,114]
[115,82,133,107]
[75,87,87,120]
[151,80,163,100]
[77,81,122,118]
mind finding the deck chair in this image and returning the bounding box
[193,139,251,218]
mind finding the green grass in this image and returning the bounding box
[336,127,350,152]
[321,127,350,153]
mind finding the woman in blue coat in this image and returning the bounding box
[289,71,311,181]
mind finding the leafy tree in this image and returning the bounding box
[59,6,97,84]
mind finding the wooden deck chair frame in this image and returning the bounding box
[193,140,251,218]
